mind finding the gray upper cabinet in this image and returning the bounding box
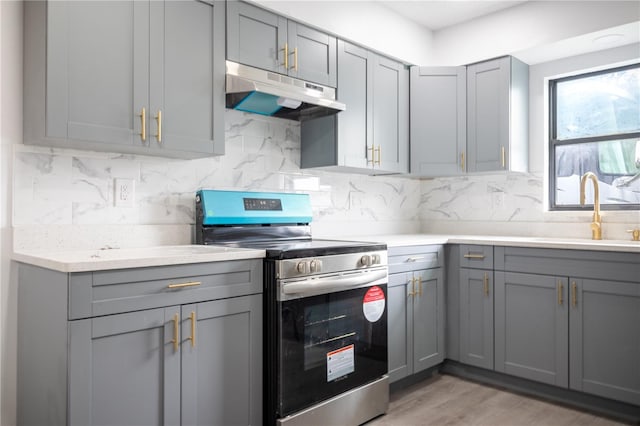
[18,260,263,426]
[466,56,528,173]
[227,0,336,87]
[494,272,569,387]
[301,40,409,174]
[24,0,224,159]
[410,66,466,176]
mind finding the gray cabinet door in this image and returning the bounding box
[459,268,494,369]
[68,307,181,426]
[181,295,263,426]
[149,0,224,156]
[372,54,409,173]
[288,21,336,87]
[46,1,148,146]
[569,278,640,406]
[494,272,569,387]
[226,0,287,74]
[388,272,412,383]
[413,268,445,373]
[410,66,466,176]
[467,56,510,172]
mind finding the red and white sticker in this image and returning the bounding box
[363,285,385,322]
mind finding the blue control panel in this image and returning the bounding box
[197,190,313,225]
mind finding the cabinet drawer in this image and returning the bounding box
[388,245,443,274]
[459,245,493,269]
[69,260,263,319]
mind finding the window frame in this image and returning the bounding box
[548,62,640,211]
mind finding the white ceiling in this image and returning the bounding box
[378,0,529,31]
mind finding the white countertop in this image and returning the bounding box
[13,234,640,273]
[331,234,640,253]
[13,245,266,273]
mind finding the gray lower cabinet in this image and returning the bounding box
[301,40,409,174]
[387,246,444,383]
[570,278,640,406]
[18,259,263,426]
[494,272,569,387]
[226,0,336,87]
[410,66,466,176]
[459,268,494,370]
[24,0,224,158]
[466,56,528,172]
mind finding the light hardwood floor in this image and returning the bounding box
[367,374,627,426]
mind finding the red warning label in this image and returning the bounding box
[363,285,385,322]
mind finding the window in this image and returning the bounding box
[549,63,640,210]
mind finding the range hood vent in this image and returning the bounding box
[225,61,345,121]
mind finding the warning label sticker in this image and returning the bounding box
[327,344,355,382]
[363,285,385,322]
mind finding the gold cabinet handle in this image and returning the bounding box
[375,146,381,165]
[281,43,288,69]
[139,107,146,142]
[557,280,563,306]
[406,256,425,263]
[407,277,416,297]
[167,281,201,289]
[188,311,196,348]
[463,253,485,260]
[460,152,465,172]
[290,47,298,71]
[626,229,640,241]
[171,313,179,352]
[501,146,506,168]
[155,110,162,143]
[367,146,375,165]
[483,272,489,296]
[571,282,577,307]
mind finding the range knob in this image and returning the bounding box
[360,255,372,267]
[296,261,307,274]
[372,254,381,264]
[309,259,322,273]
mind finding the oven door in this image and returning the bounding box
[277,281,388,418]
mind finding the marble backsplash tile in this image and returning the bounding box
[13,110,421,248]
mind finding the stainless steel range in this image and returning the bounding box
[196,190,389,426]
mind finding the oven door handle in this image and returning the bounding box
[282,269,387,295]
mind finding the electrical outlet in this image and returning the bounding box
[114,178,135,207]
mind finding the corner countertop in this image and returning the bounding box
[12,245,266,273]
[329,234,640,253]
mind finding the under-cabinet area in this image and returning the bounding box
[17,259,263,426]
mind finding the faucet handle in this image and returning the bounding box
[626,229,640,241]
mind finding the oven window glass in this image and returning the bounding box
[278,285,388,417]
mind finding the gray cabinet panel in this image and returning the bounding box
[459,268,493,369]
[47,1,145,145]
[68,307,181,426]
[388,244,442,274]
[181,295,262,426]
[226,0,286,73]
[495,272,568,387]
[373,55,409,173]
[466,56,528,173]
[413,268,445,373]
[459,244,494,269]
[288,22,336,86]
[387,272,412,383]
[149,0,224,155]
[410,66,466,176]
[570,279,640,405]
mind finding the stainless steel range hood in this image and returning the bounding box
[225,61,346,121]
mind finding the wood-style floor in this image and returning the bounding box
[366,374,626,426]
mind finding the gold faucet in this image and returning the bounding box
[579,172,602,240]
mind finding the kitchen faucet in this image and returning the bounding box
[579,172,602,240]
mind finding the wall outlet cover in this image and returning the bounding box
[114,178,135,207]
